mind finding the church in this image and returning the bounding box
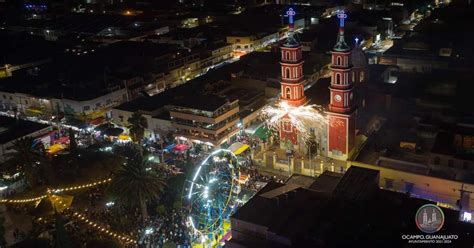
[277,10,368,161]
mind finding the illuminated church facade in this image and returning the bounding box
[277,9,366,161]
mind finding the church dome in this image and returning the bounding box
[351,45,368,68]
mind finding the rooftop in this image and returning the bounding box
[0,116,50,144]
[0,41,178,101]
[115,79,230,113]
[231,167,474,247]
[431,124,474,161]
[8,14,138,35]
[0,31,63,66]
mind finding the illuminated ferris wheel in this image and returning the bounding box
[185,149,240,240]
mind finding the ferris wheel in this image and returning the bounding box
[185,149,240,240]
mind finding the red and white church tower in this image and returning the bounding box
[279,8,307,148]
[327,11,357,160]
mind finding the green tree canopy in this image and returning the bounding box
[108,154,166,221]
[127,112,148,144]
[9,137,46,186]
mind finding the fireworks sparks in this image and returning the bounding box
[261,101,328,139]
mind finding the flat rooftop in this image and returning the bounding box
[0,41,179,101]
[231,167,474,247]
[0,30,64,66]
[115,79,229,113]
[0,116,50,144]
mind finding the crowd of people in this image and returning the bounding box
[137,208,190,247]
[3,131,283,247]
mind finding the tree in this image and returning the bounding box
[68,128,77,154]
[173,200,182,210]
[9,137,44,186]
[127,112,148,144]
[194,143,202,154]
[282,139,293,152]
[156,205,166,215]
[108,154,166,221]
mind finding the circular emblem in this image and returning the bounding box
[415,204,445,233]
[334,94,342,102]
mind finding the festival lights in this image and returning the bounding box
[50,178,112,194]
[0,195,47,204]
[0,178,112,204]
[71,212,135,244]
[261,101,327,139]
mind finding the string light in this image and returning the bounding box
[71,212,135,244]
[0,178,112,204]
[0,179,135,244]
[51,178,112,193]
[0,195,47,204]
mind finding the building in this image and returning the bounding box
[278,10,307,150]
[348,67,474,217]
[0,41,193,123]
[112,69,265,147]
[0,31,58,78]
[228,166,474,247]
[0,116,52,162]
[171,97,240,147]
[379,4,474,73]
[351,40,369,84]
[254,10,367,158]
[326,11,357,160]
[0,71,127,122]
[227,31,280,56]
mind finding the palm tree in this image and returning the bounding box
[127,112,148,144]
[9,137,45,186]
[108,155,166,221]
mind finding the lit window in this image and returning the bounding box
[285,87,291,98]
[462,212,472,222]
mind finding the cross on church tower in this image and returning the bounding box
[334,10,350,51]
[337,10,347,29]
[284,7,299,47]
[286,8,296,29]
